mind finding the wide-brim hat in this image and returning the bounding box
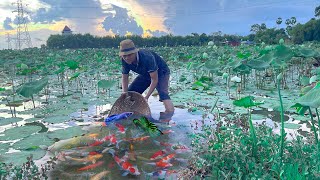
[119,39,139,56]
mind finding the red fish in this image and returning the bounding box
[77,161,104,171]
[160,153,175,162]
[89,140,104,147]
[109,149,140,176]
[148,160,172,168]
[115,123,126,134]
[153,140,172,147]
[150,150,166,160]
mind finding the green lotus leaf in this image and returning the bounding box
[97,79,117,89]
[0,117,23,126]
[283,123,301,129]
[292,88,320,108]
[0,149,46,166]
[0,126,42,141]
[203,60,218,71]
[226,58,242,68]
[272,45,293,62]
[16,77,48,98]
[0,143,10,154]
[247,53,273,70]
[47,126,85,140]
[296,47,316,58]
[233,96,264,108]
[65,60,79,70]
[43,115,70,123]
[12,133,54,150]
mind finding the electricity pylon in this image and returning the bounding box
[12,0,33,50]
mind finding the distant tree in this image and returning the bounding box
[315,6,320,17]
[276,17,283,25]
[250,24,261,33]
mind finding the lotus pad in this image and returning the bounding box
[0,142,10,154]
[12,133,54,150]
[47,126,85,140]
[283,123,301,129]
[0,126,42,141]
[0,117,23,126]
[0,149,47,166]
[43,115,70,124]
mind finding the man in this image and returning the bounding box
[119,39,175,114]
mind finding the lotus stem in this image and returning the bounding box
[308,107,318,145]
[316,108,320,137]
[248,108,257,157]
[277,77,285,160]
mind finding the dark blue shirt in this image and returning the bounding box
[121,49,170,78]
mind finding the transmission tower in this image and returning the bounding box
[12,0,33,50]
[5,33,13,49]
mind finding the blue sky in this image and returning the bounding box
[0,0,319,49]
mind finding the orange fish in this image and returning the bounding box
[124,136,150,142]
[77,161,104,171]
[150,150,166,160]
[89,140,104,147]
[67,154,103,164]
[149,161,172,168]
[160,153,175,162]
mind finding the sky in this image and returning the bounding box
[0,0,319,49]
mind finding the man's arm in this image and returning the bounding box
[122,74,129,93]
[145,70,158,100]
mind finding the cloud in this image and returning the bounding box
[102,5,143,36]
[3,17,13,30]
[145,29,167,37]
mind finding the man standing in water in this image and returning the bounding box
[119,39,175,117]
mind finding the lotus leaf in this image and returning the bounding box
[292,88,320,108]
[0,143,9,154]
[272,45,293,62]
[12,133,54,150]
[247,53,273,70]
[0,126,42,141]
[0,117,23,126]
[65,60,79,70]
[296,47,316,58]
[203,60,218,71]
[251,114,267,120]
[98,79,116,89]
[233,96,264,108]
[43,115,70,123]
[283,123,301,129]
[47,126,85,140]
[16,77,48,98]
[0,149,46,166]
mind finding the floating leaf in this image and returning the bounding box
[233,96,264,108]
[283,123,301,129]
[16,77,48,98]
[12,133,54,150]
[97,80,117,89]
[0,117,23,126]
[47,126,85,140]
[0,126,42,141]
[0,149,46,166]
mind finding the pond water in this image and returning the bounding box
[0,90,314,179]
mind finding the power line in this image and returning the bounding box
[5,33,12,49]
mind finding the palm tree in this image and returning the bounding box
[276,17,282,26]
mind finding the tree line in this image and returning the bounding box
[46,6,320,49]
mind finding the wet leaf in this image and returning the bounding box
[233,96,264,108]
[16,77,48,98]
[0,126,42,141]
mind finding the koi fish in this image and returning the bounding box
[153,140,173,147]
[162,129,174,134]
[89,140,104,147]
[159,153,175,163]
[90,170,110,180]
[172,144,191,153]
[143,169,167,179]
[150,150,167,160]
[115,123,126,134]
[133,116,163,136]
[109,149,140,176]
[66,154,103,164]
[105,112,133,124]
[103,134,121,148]
[77,161,104,171]
[148,160,173,168]
[123,136,150,142]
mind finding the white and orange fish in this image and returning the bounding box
[109,149,140,176]
[90,170,110,180]
[150,149,167,160]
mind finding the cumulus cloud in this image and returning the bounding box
[102,5,143,36]
[145,29,168,37]
[3,17,13,30]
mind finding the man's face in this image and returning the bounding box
[122,53,136,64]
